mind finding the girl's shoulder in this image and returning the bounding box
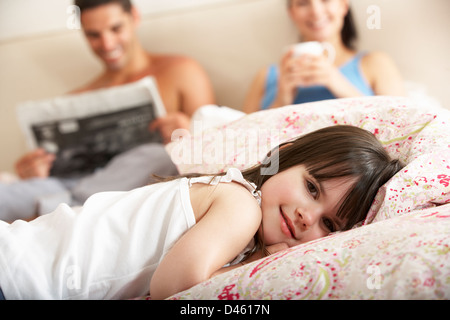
[189,181,262,223]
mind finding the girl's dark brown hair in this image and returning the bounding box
[243,125,403,230]
[162,125,402,231]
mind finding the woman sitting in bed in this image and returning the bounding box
[243,0,404,113]
[0,125,403,300]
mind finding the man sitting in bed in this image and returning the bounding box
[1,0,215,222]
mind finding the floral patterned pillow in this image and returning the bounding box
[166,96,450,223]
[170,204,450,300]
[162,96,450,300]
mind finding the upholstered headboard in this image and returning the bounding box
[0,0,448,172]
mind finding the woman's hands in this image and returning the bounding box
[274,50,361,107]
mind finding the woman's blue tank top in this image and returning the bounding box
[261,53,374,109]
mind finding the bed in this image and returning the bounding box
[158,95,450,300]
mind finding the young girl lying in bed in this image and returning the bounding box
[0,125,403,300]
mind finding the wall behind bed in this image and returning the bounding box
[0,0,449,173]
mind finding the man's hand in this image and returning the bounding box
[149,112,191,144]
[15,148,55,179]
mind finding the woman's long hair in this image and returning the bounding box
[341,9,358,50]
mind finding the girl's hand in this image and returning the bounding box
[210,242,290,279]
[265,242,290,255]
[242,242,290,264]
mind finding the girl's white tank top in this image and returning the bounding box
[0,168,260,299]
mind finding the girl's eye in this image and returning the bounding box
[306,181,318,198]
[323,217,336,233]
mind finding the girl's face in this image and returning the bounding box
[259,164,355,247]
[288,0,349,42]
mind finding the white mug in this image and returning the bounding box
[291,41,335,63]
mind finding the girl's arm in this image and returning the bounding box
[211,242,289,277]
[150,183,262,300]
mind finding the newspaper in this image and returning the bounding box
[16,76,166,178]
